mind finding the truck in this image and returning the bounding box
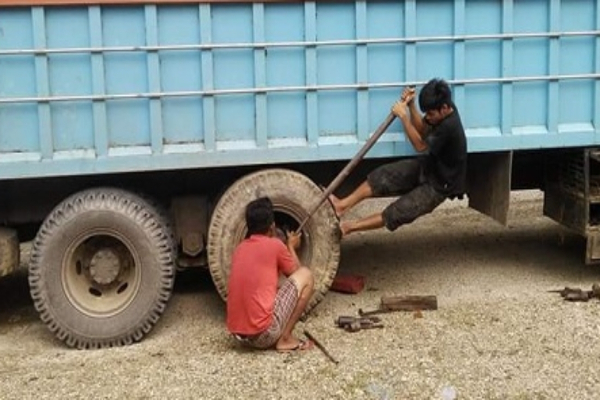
[0,0,598,348]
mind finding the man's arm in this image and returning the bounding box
[401,87,426,137]
[392,100,428,152]
[408,101,426,136]
[277,231,301,277]
[286,232,301,270]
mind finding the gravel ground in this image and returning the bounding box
[1,191,600,399]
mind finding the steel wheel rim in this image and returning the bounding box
[62,228,142,318]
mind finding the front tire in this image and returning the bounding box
[29,188,176,349]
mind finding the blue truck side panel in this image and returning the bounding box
[0,0,598,180]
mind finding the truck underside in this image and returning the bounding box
[0,149,598,348]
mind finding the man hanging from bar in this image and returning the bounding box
[329,78,467,236]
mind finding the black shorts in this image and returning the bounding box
[367,158,446,231]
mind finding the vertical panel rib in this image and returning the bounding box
[453,0,465,108]
[200,4,215,151]
[253,3,267,148]
[501,0,514,135]
[595,0,600,135]
[145,5,163,153]
[356,0,369,141]
[548,0,560,134]
[32,7,52,159]
[305,1,318,145]
[89,6,108,157]
[404,0,416,83]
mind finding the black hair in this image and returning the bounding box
[245,197,275,236]
[418,78,453,112]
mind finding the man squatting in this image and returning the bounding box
[330,78,467,237]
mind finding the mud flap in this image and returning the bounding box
[0,227,19,278]
[467,151,513,225]
[586,231,600,264]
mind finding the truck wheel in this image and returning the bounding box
[208,169,340,312]
[28,188,176,348]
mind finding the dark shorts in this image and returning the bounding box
[367,158,446,231]
[234,278,299,349]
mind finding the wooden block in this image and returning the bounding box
[380,295,438,311]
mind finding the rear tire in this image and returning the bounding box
[29,188,176,349]
[207,169,340,312]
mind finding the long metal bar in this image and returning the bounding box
[303,330,339,365]
[1,73,599,105]
[296,111,397,233]
[0,30,597,56]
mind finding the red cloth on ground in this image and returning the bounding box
[226,234,297,335]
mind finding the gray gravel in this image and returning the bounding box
[2,191,600,399]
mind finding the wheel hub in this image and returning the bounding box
[89,248,121,285]
[63,232,140,317]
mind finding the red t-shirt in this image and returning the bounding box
[226,234,297,335]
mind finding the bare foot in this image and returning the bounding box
[328,193,345,218]
[339,221,353,238]
[275,336,313,352]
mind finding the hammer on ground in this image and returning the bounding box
[548,283,600,302]
[335,315,384,332]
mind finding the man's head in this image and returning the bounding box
[245,197,275,236]
[418,78,454,125]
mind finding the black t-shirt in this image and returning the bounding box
[423,107,467,197]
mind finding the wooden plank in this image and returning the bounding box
[380,295,438,311]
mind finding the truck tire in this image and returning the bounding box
[29,188,176,349]
[208,169,340,312]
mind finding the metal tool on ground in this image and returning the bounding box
[548,283,600,302]
[295,88,415,234]
[304,329,339,364]
[335,315,384,332]
[359,294,438,316]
